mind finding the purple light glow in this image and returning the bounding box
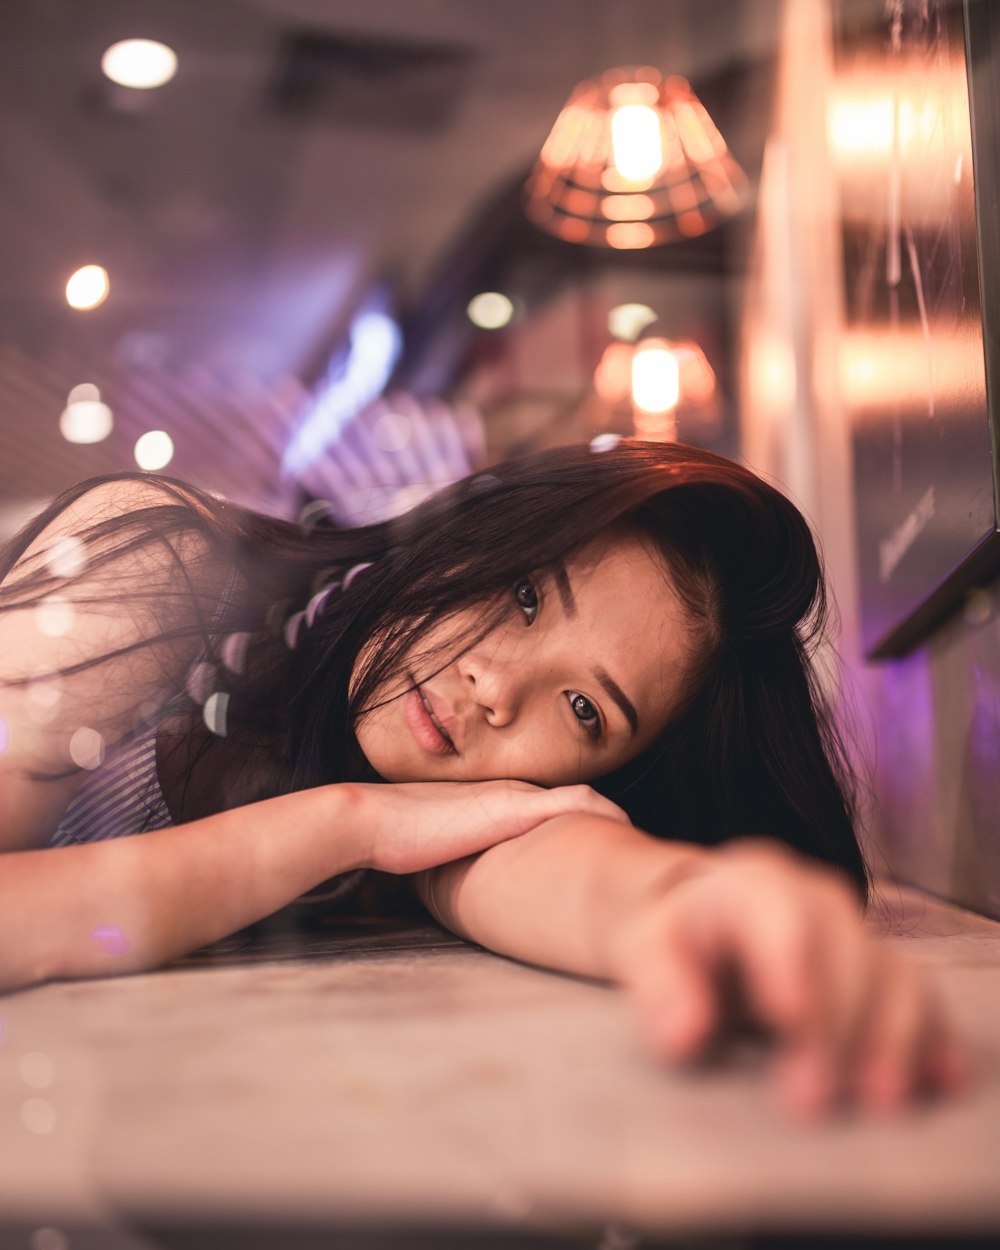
[91,925,130,956]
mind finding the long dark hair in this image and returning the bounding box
[0,439,871,906]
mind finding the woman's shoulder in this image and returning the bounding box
[0,476,234,814]
[3,475,218,584]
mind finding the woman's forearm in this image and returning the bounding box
[415,813,711,982]
[0,784,365,991]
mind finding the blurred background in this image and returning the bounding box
[1,0,998,916]
[0,0,773,524]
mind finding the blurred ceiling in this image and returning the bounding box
[0,0,780,518]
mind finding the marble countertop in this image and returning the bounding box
[1,881,998,1247]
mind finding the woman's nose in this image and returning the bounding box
[457,648,520,726]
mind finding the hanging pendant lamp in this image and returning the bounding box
[526,66,748,249]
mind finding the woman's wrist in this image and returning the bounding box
[321,781,372,874]
[602,842,712,984]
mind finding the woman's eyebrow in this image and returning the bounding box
[594,666,639,736]
[550,559,577,617]
[550,561,639,734]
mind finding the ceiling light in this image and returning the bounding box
[101,39,178,90]
[65,265,109,311]
[632,339,680,413]
[134,430,174,470]
[467,292,514,330]
[526,67,748,249]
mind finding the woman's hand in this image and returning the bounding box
[610,837,969,1120]
[352,779,630,876]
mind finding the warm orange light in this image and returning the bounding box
[827,63,973,226]
[526,67,747,249]
[595,335,717,415]
[632,338,680,413]
[671,339,717,404]
[610,104,663,181]
[594,342,635,402]
[839,327,983,413]
[601,193,656,221]
[633,408,677,442]
[607,222,657,249]
[827,69,968,162]
[65,264,109,310]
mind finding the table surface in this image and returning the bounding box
[1,879,998,1245]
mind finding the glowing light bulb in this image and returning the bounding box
[610,105,663,182]
[101,39,178,90]
[631,340,679,413]
[467,292,514,330]
[134,430,174,470]
[65,265,109,311]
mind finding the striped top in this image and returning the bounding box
[49,721,367,908]
[50,727,173,847]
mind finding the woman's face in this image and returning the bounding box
[352,528,698,787]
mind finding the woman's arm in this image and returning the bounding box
[0,477,228,851]
[415,816,969,1119]
[415,813,710,980]
[0,780,630,993]
[0,784,366,991]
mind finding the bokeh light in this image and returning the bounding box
[101,39,178,89]
[632,339,680,413]
[35,596,75,638]
[0,717,9,756]
[594,341,635,403]
[467,292,514,330]
[610,104,664,181]
[371,410,412,452]
[21,1098,57,1135]
[221,632,251,675]
[68,727,105,771]
[134,430,174,470]
[186,661,216,704]
[19,1052,55,1090]
[68,383,100,405]
[90,924,130,956]
[203,691,230,737]
[65,265,109,310]
[59,390,113,444]
[26,681,61,725]
[46,535,87,580]
[607,303,657,342]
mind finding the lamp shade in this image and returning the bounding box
[526,66,748,249]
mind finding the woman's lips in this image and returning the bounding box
[403,683,457,756]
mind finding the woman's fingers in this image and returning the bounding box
[359,778,632,874]
[545,784,632,827]
[627,919,719,1060]
[851,949,962,1113]
[769,880,877,1116]
[618,844,969,1118]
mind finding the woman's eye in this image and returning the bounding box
[513,577,539,624]
[567,691,601,737]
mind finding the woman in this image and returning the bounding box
[0,439,967,1119]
